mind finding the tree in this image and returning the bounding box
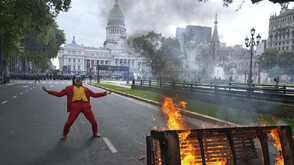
[277,51,294,75]
[133,31,181,79]
[201,0,292,8]
[0,0,70,78]
[269,66,284,78]
[22,23,65,72]
[260,48,279,72]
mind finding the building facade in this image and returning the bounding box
[267,4,294,52]
[176,15,262,83]
[176,25,211,52]
[58,0,149,79]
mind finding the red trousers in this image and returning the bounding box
[63,101,97,135]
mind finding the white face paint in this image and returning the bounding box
[74,75,82,85]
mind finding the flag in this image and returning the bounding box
[91,60,98,67]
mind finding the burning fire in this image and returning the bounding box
[258,116,284,165]
[159,96,227,165]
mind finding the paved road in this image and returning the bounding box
[0,80,216,165]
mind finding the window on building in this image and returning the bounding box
[73,51,76,54]
[101,60,104,65]
[68,59,70,62]
[132,60,135,64]
[124,59,127,64]
[115,59,118,64]
[73,65,76,70]
[120,59,122,64]
[68,65,71,70]
[128,59,131,65]
[78,51,81,54]
[73,59,75,62]
[91,53,94,56]
[78,65,80,70]
[78,59,80,62]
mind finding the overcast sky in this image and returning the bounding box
[55,0,294,46]
[53,0,293,67]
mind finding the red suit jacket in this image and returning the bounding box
[48,85,107,112]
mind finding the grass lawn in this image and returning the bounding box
[92,83,294,131]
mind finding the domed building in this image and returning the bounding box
[58,0,150,80]
[104,0,127,51]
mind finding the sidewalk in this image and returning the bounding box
[86,80,131,88]
[0,79,19,86]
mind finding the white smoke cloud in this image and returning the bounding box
[56,0,293,47]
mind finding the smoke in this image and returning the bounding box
[97,0,235,38]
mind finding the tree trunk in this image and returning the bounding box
[0,34,2,84]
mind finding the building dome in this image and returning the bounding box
[108,0,124,25]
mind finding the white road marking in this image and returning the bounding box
[42,82,46,84]
[12,96,17,98]
[103,138,118,153]
[50,85,54,87]
[20,92,23,95]
[29,82,33,84]
[49,82,53,84]
[1,101,8,104]
[25,90,28,92]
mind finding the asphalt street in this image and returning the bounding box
[0,80,216,165]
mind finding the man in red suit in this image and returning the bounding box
[43,74,111,140]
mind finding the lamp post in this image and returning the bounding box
[245,28,261,86]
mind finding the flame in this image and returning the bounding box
[160,96,188,130]
[258,115,284,165]
[160,96,227,165]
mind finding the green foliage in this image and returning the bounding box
[260,48,294,76]
[277,51,294,75]
[94,83,161,101]
[133,31,182,78]
[260,48,279,71]
[269,66,284,78]
[0,0,70,69]
[21,23,66,72]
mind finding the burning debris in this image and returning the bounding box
[147,96,294,165]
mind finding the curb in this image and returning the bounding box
[88,83,240,127]
[0,81,20,86]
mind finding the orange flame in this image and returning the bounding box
[258,115,284,165]
[160,96,227,165]
[160,96,188,130]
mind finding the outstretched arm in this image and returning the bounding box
[43,86,66,97]
[89,90,111,98]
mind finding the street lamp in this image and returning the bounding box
[245,27,261,86]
